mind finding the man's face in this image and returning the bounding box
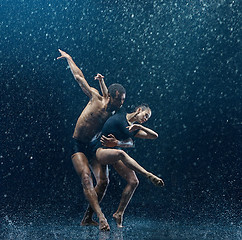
[110,91,126,110]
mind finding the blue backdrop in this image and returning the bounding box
[1,0,241,223]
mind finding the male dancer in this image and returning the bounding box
[58,49,125,230]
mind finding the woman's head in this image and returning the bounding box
[134,104,151,124]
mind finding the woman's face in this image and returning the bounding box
[136,108,151,124]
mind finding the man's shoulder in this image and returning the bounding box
[90,87,106,101]
[88,94,108,109]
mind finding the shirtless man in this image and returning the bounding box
[57,49,126,231]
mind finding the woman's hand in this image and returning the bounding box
[127,124,142,132]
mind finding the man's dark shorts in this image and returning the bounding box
[72,138,95,160]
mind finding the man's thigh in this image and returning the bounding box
[72,152,91,176]
[90,157,109,181]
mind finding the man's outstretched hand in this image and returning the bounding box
[57,49,71,60]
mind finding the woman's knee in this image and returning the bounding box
[116,149,127,160]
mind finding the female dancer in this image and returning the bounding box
[95,104,164,227]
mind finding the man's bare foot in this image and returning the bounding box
[99,217,110,231]
[113,213,124,228]
[81,218,99,226]
[147,173,165,187]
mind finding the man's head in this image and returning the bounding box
[108,83,126,110]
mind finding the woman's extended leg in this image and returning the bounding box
[96,148,164,187]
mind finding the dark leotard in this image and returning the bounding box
[92,107,138,151]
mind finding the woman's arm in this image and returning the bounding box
[128,124,158,139]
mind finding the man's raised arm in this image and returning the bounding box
[57,49,94,98]
[94,73,108,98]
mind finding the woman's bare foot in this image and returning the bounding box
[147,173,165,187]
[113,213,124,228]
[99,217,110,231]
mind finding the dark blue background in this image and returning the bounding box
[1,0,241,222]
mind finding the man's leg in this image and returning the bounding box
[71,152,110,231]
[81,159,109,225]
[112,160,139,227]
[96,148,164,187]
